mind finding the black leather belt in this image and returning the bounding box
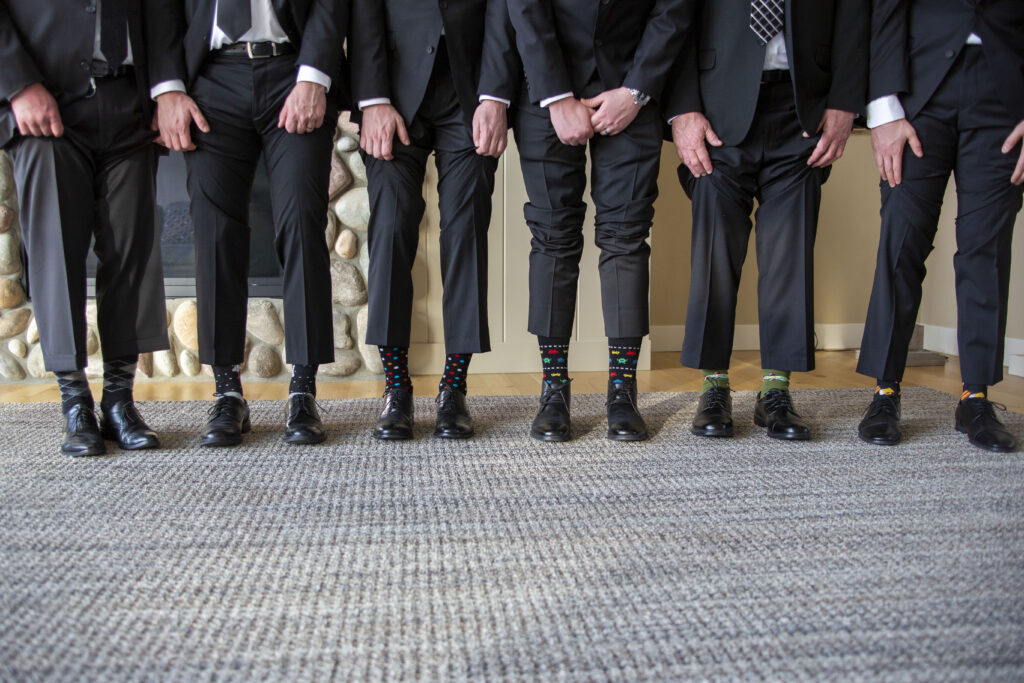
[218,41,295,59]
[761,69,791,84]
[88,60,134,78]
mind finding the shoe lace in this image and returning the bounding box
[968,397,1007,423]
[764,389,797,415]
[291,392,328,416]
[703,385,730,411]
[540,380,571,409]
[207,395,236,419]
[865,392,899,418]
[606,382,638,410]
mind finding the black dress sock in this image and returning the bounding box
[213,365,243,397]
[290,363,318,396]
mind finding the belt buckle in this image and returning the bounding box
[245,42,258,59]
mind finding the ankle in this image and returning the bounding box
[379,346,413,393]
[539,337,571,386]
[759,369,791,397]
[439,353,472,394]
[701,370,730,393]
[289,363,318,396]
[213,364,243,397]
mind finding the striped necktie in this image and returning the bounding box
[750,0,785,45]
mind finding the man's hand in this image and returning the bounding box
[548,97,594,146]
[473,100,508,157]
[805,109,856,168]
[582,87,640,137]
[153,91,210,151]
[359,103,410,160]
[1002,119,1024,185]
[870,118,923,187]
[671,112,723,177]
[278,81,327,134]
[10,83,64,138]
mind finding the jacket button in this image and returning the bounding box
[85,4,96,12]
[80,59,91,71]
[945,49,955,58]
[427,45,435,54]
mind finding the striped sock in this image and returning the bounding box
[701,370,730,393]
[759,369,791,397]
[961,383,987,401]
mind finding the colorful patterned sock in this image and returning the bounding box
[701,369,730,393]
[439,353,472,394]
[759,369,791,397]
[875,379,900,397]
[961,383,987,401]
[608,337,642,385]
[290,363,318,397]
[538,336,570,385]
[378,346,413,392]
[101,355,137,407]
[56,370,92,411]
[213,365,243,399]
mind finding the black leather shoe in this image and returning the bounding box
[857,391,901,445]
[955,397,1018,453]
[374,388,414,440]
[62,399,106,457]
[691,385,733,437]
[607,379,648,441]
[100,400,160,450]
[531,380,572,442]
[754,389,811,440]
[434,387,474,439]
[200,395,250,447]
[284,393,325,445]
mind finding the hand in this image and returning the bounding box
[1002,119,1024,185]
[548,97,594,146]
[870,118,923,188]
[671,112,723,177]
[581,87,641,137]
[10,83,64,137]
[472,100,508,157]
[359,103,410,160]
[278,81,327,134]
[153,91,209,151]
[805,108,856,168]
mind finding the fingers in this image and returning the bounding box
[1013,148,1024,185]
[1001,126,1023,154]
[907,130,924,158]
[705,126,723,147]
[806,136,829,167]
[695,143,714,175]
[395,118,411,147]
[873,150,887,183]
[48,113,64,137]
[190,104,211,133]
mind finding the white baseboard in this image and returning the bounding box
[1009,355,1024,378]
[922,325,1024,372]
[650,323,865,353]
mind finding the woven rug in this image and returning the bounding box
[1,387,1023,680]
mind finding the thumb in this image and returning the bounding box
[1002,129,1022,154]
[192,105,211,133]
[908,131,924,158]
[396,118,411,146]
[705,126,723,147]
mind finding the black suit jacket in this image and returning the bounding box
[0,0,151,148]
[664,0,868,146]
[349,0,520,130]
[871,0,1024,123]
[507,0,693,106]
[144,0,349,106]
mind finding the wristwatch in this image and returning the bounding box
[627,88,651,107]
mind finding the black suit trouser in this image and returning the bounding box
[679,81,829,371]
[513,102,662,339]
[5,73,168,372]
[186,52,335,366]
[363,42,497,354]
[858,46,1023,385]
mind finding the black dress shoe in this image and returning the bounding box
[100,400,160,450]
[531,380,572,442]
[754,389,811,440]
[955,397,1018,453]
[374,388,414,440]
[607,379,648,441]
[434,387,474,439]
[691,385,733,437]
[284,393,326,445]
[200,395,250,448]
[857,391,901,445]
[62,399,106,457]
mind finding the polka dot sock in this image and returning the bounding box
[439,353,472,394]
[538,336,570,386]
[289,363,318,397]
[378,346,413,393]
[212,365,243,399]
[608,337,642,385]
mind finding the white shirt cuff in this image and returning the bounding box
[297,65,331,91]
[358,97,392,110]
[866,94,906,129]
[479,95,511,107]
[540,92,573,108]
[151,79,187,101]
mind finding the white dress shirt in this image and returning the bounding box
[93,0,134,66]
[763,31,788,70]
[150,0,331,100]
[867,33,983,129]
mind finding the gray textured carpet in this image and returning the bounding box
[1,387,1023,681]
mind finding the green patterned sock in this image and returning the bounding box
[759,369,791,397]
[701,370,730,393]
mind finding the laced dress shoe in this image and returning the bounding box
[955,397,1018,453]
[691,385,733,437]
[754,389,811,440]
[606,379,648,441]
[62,399,106,457]
[531,379,572,442]
[374,388,414,440]
[200,395,250,447]
[100,400,160,450]
[857,391,901,445]
[434,387,474,439]
[284,393,326,445]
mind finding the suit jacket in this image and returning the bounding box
[349,0,520,130]
[664,0,868,146]
[144,0,349,106]
[507,0,694,106]
[871,0,1024,123]
[0,0,151,148]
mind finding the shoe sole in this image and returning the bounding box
[530,430,572,443]
[434,429,474,439]
[754,416,811,440]
[956,424,1018,452]
[200,419,250,448]
[858,432,899,446]
[607,431,649,442]
[691,426,734,438]
[100,430,161,450]
[374,430,412,441]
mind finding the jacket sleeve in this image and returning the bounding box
[143,0,188,86]
[296,0,346,82]
[478,0,522,103]
[825,0,870,113]
[507,0,573,104]
[0,2,44,101]
[621,0,695,101]
[659,0,701,120]
[349,0,390,102]
[867,0,908,101]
